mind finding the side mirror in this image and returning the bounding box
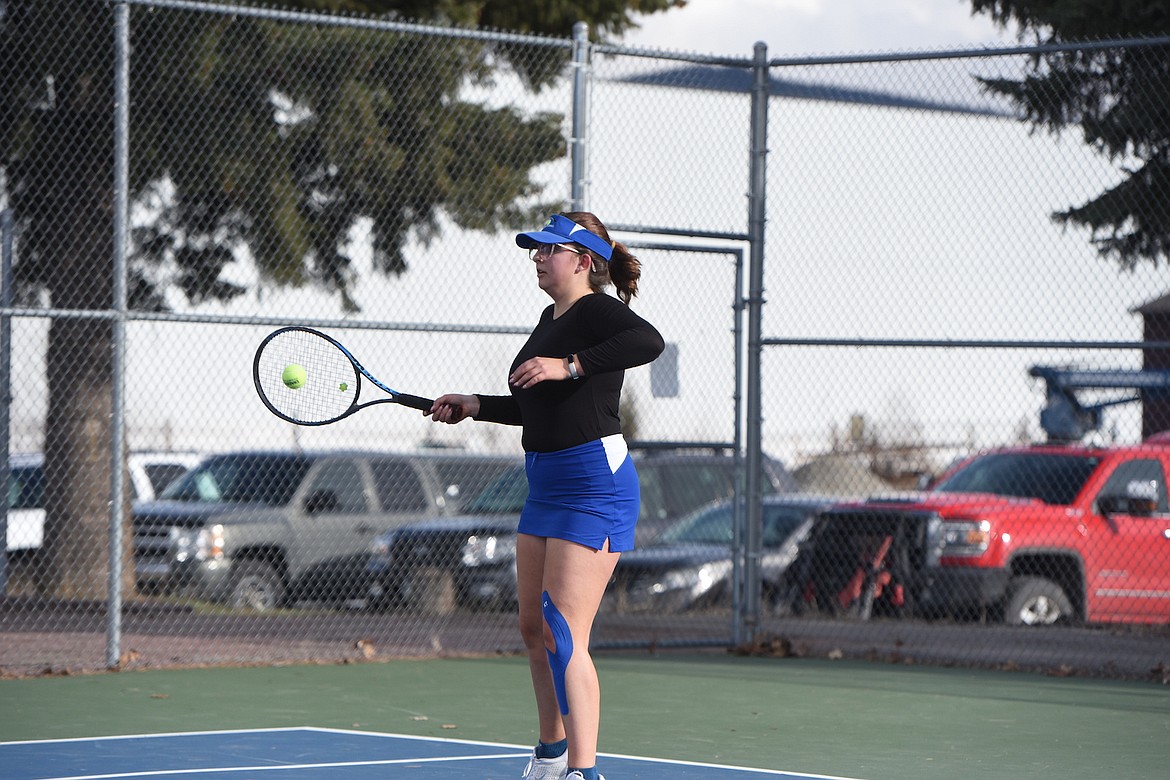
[305,489,340,514]
[1097,494,1156,517]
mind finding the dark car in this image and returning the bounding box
[366,444,797,613]
[603,494,840,614]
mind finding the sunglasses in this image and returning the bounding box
[528,243,584,261]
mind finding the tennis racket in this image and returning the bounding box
[253,326,434,426]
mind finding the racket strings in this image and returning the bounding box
[256,329,359,425]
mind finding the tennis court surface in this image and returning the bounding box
[2,727,854,780]
[2,655,1167,780]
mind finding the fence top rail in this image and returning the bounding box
[119,0,571,48]
[766,34,1170,68]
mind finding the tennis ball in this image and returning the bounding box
[282,364,307,390]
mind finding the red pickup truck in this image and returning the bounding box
[787,444,1170,625]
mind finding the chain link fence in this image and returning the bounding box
[1,0,1168,681]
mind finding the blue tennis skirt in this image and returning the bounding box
[518,435,640,552]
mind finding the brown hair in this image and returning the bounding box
[560,211,641,305]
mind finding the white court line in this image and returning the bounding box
[302,727,864,778]
[0,727,314,747]
[0,726,527,751]
[30,752,527,780]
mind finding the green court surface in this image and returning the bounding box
[1,652,1166,780]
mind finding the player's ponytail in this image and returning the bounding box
[604,241,641,305]
[562,211,642,305]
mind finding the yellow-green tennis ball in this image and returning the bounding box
[282,364,307,390]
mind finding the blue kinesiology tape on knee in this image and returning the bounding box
[542,591,574,716]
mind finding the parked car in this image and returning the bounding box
[783,443,1170,625]
[132,449,517,609]
[4,451,200,553]
[366,444,797,613]
[132,452,203,502]
[603,494,840,614]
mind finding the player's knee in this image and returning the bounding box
[541,591,574,716]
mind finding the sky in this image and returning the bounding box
[624,0,1018,57]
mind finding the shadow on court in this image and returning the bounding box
[1,652,1167,780]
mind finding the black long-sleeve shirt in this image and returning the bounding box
[475,293,665,452]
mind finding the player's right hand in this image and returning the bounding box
[428,394,477,424]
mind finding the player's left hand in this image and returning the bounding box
[509,356,571,389]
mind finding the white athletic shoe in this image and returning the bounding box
[565,772,605,780]
[521,749,568,780]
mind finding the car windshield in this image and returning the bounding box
[464,466,529,514]
[933,452,1100,506]
[660,503,812,546]
[143,463,192,496]
[159,454,311,506]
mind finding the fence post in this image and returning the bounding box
[570,21,591,211]
[730,244,747,645]
[107,0,132,670]
[0,208,12,597]
[739,41,769,646]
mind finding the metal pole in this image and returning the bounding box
[0,209,13,596]
[729,246,747,644]
[739,41,769,646]
[569,21,590,211]
[107,0,131,669]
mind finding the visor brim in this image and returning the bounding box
[515,230,564,249]
[515,215,613,261]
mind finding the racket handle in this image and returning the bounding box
[395,393,435,412]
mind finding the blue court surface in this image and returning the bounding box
[1,727,861,780]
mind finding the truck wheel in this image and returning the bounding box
[229,561,286,611]
[1004,576,1072,626]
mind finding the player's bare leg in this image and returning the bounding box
[540,537,620,771]
[516,533,566,743]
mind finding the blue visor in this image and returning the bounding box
[515,215,613,262]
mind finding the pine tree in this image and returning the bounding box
[972,1,1170,267]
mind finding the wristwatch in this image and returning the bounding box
[567,354,580,380]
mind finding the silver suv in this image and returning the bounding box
[132,449,517,610]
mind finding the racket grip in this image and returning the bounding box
[396,393,435,412]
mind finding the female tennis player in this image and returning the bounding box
[428,212,664,780]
